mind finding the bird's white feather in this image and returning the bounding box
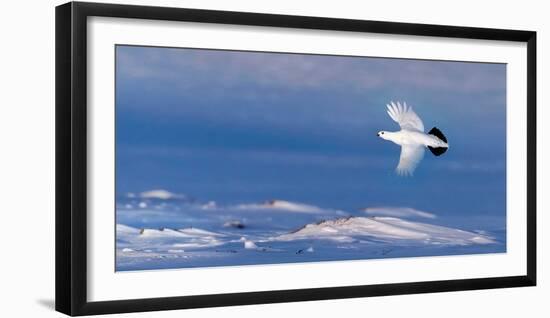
[386,101,424,132]
[396,145,424,176]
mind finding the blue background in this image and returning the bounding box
[115,45,506,232]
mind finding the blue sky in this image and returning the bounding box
[115,45,506,231]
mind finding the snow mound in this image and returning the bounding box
[116,224,225,251]
[117,224,140,234]
[274,217,495,246]
[362,207,436,219]
[140,228,190,238]
[201,201,217,210]
[178,227,223,237]
[139,189,186,200]
[244,240,258,249]
[236,200,326,214]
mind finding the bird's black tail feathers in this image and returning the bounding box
[428,127,448,156]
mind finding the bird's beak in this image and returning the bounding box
[376,133,380,137]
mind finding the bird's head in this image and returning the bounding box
[377,131,391,140]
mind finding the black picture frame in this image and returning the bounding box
[55,1,536,316]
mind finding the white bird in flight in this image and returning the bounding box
[377,101,449,176]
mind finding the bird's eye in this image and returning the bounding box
[381,132,384,135]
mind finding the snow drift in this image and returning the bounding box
[274,216,495,246]
[116,224,224,251]
[235,200,330,214]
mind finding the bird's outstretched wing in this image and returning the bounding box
[386,101,424,132]
[396,145,424,176]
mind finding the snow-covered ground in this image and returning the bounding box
[274,216,495,245]
[116,195,505,271]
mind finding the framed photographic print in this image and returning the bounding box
[55,1,536,316]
